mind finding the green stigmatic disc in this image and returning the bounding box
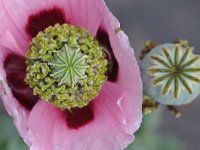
[141,43,200,105]
[25,24,107,110]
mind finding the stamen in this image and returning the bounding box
[142,93,159,114]
[140,41,156,60]
[167,105,182,118]
[96,29,118,82]
[25,24,107,110]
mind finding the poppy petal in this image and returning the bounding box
[27,82,134,150]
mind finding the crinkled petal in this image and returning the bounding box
[98,0,143,134]
[0,1,29,53]
[0,0,143,149]
[0,24,24,55]
[67,0,102,35]
[0,0,101,44]
[27,82,133,150]
[0,47,30,146]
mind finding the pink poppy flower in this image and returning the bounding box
[0,0,142,149]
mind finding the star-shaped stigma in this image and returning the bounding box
[148,44,200,98]
[49,44,89,87]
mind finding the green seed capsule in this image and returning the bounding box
[141,43,200,105]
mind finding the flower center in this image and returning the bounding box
[49,45,88,87]
[148,44,200,98]
[25,24,107,110]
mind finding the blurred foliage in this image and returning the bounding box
[126,109,187,150]
[0,108,186,150]
[0,115,28,150]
